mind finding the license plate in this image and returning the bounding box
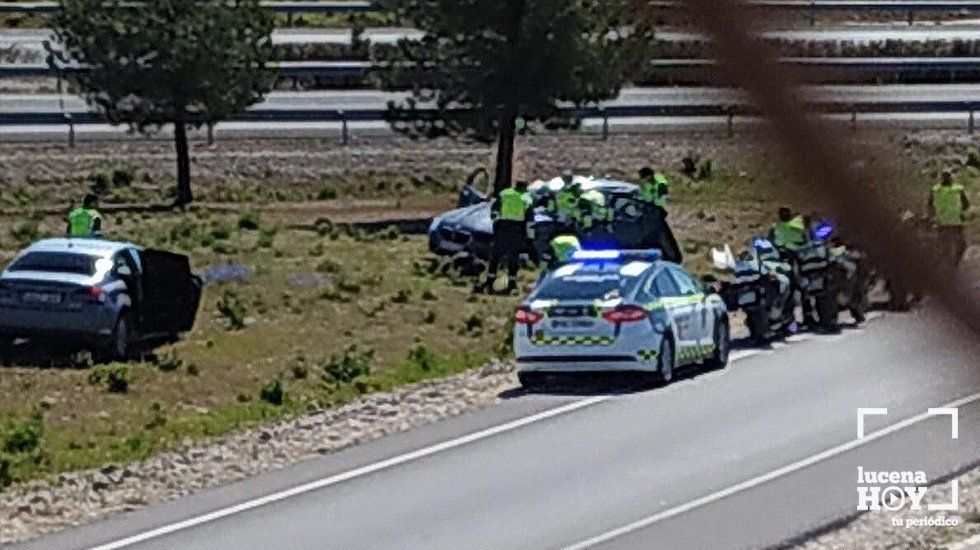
[549,319,596,330]
[737,291,757,305]
[21,291,62,305]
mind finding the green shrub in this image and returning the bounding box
[10,220,40,247]
[87,365,131,393]
[217,291,247,330]
[259,379,284,405]
[337,277,362,294]
[314,217,334,237]
[289,357,309,380]
[407,342,436,372]
[423,310,437,324]
[111,166,135,187]
[144,402,167,430]
[464,313,484,333]
[391,289,412,304]
[2,411,43,454]
[316,259,342,274]
[322,345,373,384]
[186,363,200,376]
[967,147,980,169]
[309,242,325,257]
[209,224,232,241]
[317,186,338,200]
[238,212,261,231]
[153,349,183,372]
[696,158,714,180]
[257,227,278,249]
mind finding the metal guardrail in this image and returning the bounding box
[6,58,980,78]
[3,1,980,14]
[3,100,978,125]
[0,1,374,13]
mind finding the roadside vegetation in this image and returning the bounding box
[0,131,976,487]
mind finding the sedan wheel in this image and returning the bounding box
[705,320,730,370]
[107,314,132,361]
[656,337,675,386]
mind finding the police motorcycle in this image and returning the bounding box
[817,224,872,325]
[712,238,796,344]
[784,222,839,332]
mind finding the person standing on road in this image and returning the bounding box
[638,166,670,212]
[67,194,104,238]
[929,169,970,266]
[477,180,532,294]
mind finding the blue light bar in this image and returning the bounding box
[813,222,835,241]
[571,249,662,262]
[572,249,621,260]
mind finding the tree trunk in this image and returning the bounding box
[492,106,518,198]
[174,121,193,207]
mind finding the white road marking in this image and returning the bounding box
[85,314,885,549]
[563,390,980,550]
[86,395,611,550]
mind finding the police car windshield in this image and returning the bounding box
[533,262,647,301]
[7,252,98,276]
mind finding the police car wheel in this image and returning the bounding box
[705,319,730,370]
[106,313,133,361]
[654,336,675,386]
[518,372,540,391]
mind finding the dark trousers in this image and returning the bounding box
[487,220,525,281]
[937,225,967,266]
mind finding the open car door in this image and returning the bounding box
[138,249,203,336]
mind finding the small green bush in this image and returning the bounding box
[2,411,43,454]
[259,379,284,405]
[257,227,278,249]
[337,278,362,294]
[696,158,714,180]
[186,363,200,376]
[238,212,261,231]
[217,291,247,330]
[407,342,436,372]
[391,289,412,304]
[317,186,338,200]
[87,365,131,393]
[464,313,484,333]
[154,349,183,372]
[423,310,437,324]
[144,402,167,430]
[967,147,980,169]
[10,220,40,248]
[322,345,373,384]
[314,217,334,237]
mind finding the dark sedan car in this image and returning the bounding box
[429,175,682,264]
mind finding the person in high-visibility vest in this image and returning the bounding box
[548,233,581,269]
[929,170,971,265]
[477,180,532,293]
[770,207,807,253]
[637,166,669,210]
[66,194,104,238]
[547,171,581,228]
[578,188,611,231]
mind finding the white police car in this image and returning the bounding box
[514,250,729,388]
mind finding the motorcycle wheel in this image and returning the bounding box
[746,308,769,344]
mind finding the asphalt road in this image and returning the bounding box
[4,26,980,50]
[10,310,980,550]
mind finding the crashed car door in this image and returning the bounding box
[137,249,202,336]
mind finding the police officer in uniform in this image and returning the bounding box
[478,180,532,293]
[638,166,669,211]
[67,194,104,238]
[770,207,807,254]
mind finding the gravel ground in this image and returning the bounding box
[798,466,980,550]
[0,361,518,544]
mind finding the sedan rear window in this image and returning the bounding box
[533,263,645,301]
[7,252,98,276]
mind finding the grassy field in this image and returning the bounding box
[0,131,976,488]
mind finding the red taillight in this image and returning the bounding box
[602,305,647,324]
[515,308,543,325]
[87,286,105,298]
